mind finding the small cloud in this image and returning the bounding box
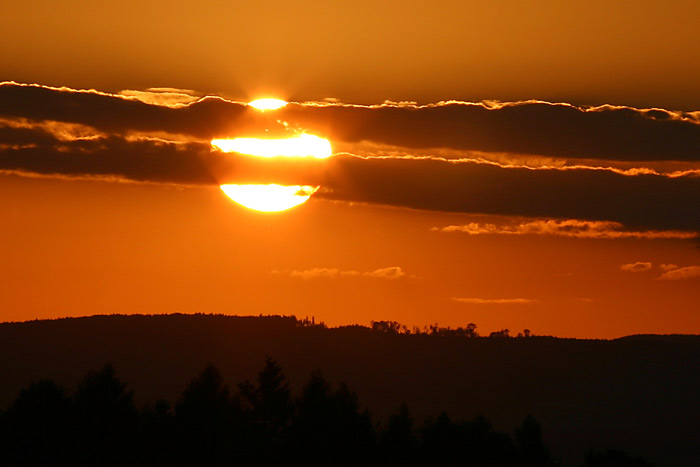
[364,266,407,279]
[435,220,698,240]
[287,268,352,280]
[620,262,653,272]
[452,297,537,305]
[277,266,411,280]
[382,100,419,107]
[118,88,200,107]
[658,265,700,280]
[660,264,679,271]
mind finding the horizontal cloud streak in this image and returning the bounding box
[435,220,698,240]
[314,156,700,233]
[274,266,410,280]
[117,88,201,107]
[452,297,537,305]
[279,100,700,162]
[620,262,653,272]
[0,130,220,185]
[0,82,278,141]
[658,266,700,280]
[2,82,700,162]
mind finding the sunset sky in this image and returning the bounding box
[1,0,699,338]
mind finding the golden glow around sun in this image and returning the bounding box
[211,134,332,159]
[248,98,288,110]
[220,184,319,212]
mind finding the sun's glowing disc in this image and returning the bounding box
[248,98,288,110]
[211,134,332,159]
[220,184,319,212]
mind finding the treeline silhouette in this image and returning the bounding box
[0,358,653,467]
[314,316,527,338]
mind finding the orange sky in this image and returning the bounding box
[2,0,699,109]
[1,1,699,337]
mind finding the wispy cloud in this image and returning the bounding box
[435,220,698,240]
[658,266,700,280]
[452,297,537,305]
[273,266,411,280]
[620,262,653,272]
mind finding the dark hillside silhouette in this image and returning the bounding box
[0,314,698,466]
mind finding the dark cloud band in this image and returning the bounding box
[1,128,699,233]
[278,102,700,162]
[2,82,699,162]
[1,82,699,234]
[315,156,700,233]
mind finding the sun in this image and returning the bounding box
[220,184,319,212]
[247,98,288,110]
[211,133,332,159]
[213,103,330,212]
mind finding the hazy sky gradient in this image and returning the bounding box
[1,1,699,337]
[2,0,699,109]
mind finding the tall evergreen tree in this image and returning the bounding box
[174,364,239,466]
[238,357,294,463]
[72,364,138,466]
[293,370,376,466]
[3,380,71,466]
[515,415,559,467]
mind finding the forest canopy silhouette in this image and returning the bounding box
[0,358,654,467]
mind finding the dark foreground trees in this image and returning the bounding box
[0,359,649,467]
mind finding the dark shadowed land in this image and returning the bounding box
[1,314,698,466]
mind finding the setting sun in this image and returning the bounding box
[3,3,700,464]
[247,98,288,110]
[211,134,332,159]
[220,184,319,212]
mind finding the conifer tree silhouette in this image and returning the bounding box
[3,379,71,465]
[515,414,559,467]
[72,364,138,466]
[175,364,238,466]
[293,370,375,466]
[238,357,294,463]
[379,403,419,466]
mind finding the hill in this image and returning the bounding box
[1,314,698,466]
